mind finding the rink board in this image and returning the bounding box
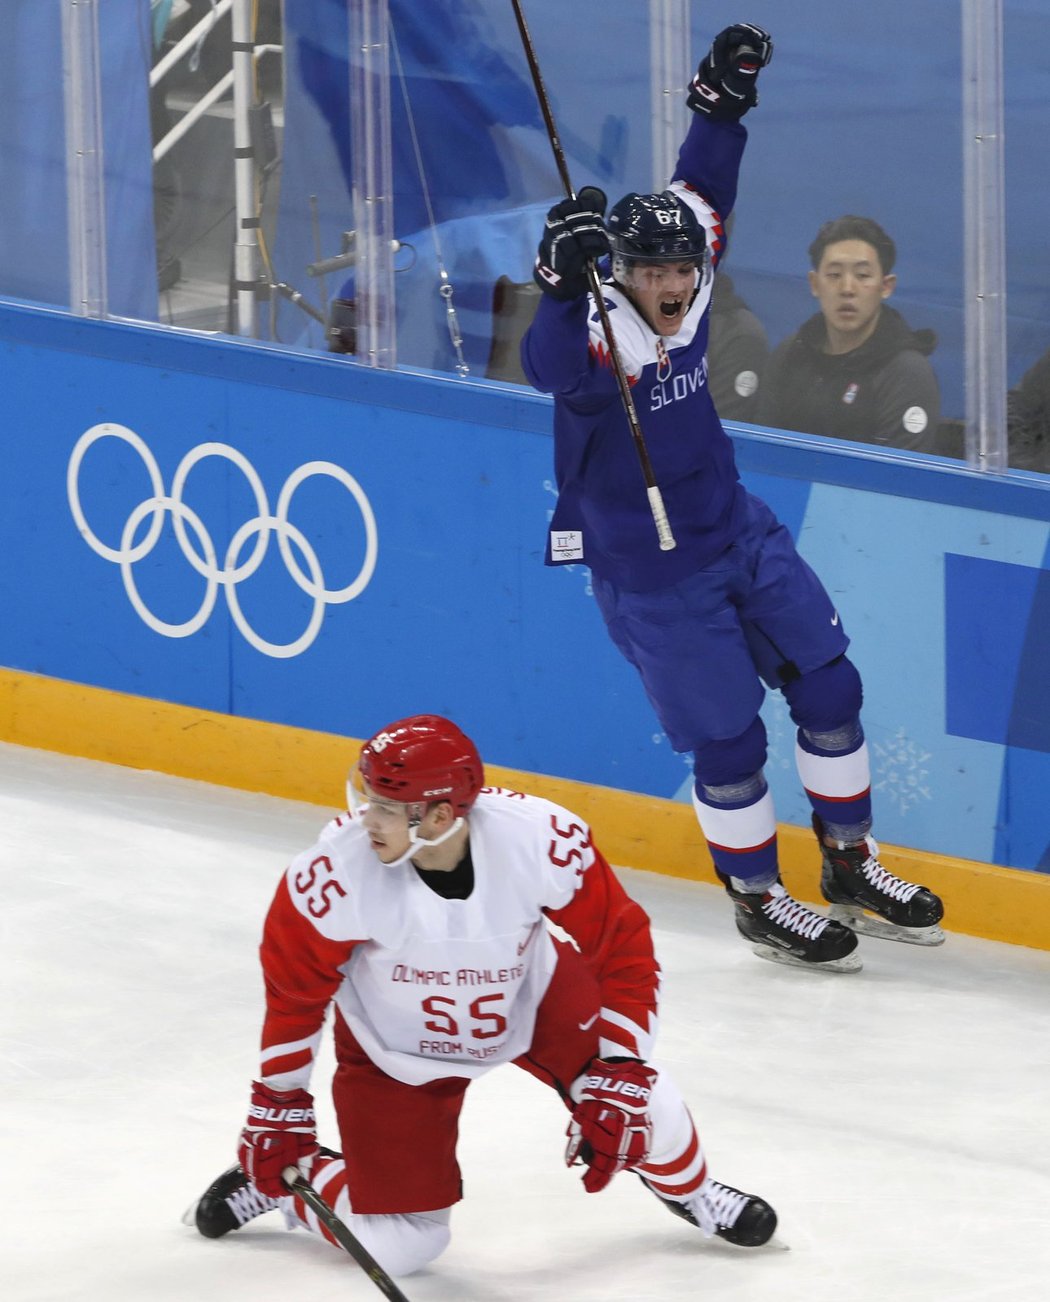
[2,666,1048,953]
[1,301,1050,887]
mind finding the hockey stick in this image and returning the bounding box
[282,1167,412,1301]
[510,0,677,552]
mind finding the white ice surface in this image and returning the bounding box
[3,741,1049,1302]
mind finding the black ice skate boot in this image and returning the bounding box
[727,878,861,972]
[813,815,945,946]
[643,1176,778,1247]
[185,1164,283,1239]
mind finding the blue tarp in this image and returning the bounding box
[269,0,646,369]
[0,0,157,319]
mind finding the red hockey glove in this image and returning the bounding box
[565,1057,658,1193]
[687,23,774,121]
[238,1081,318,1199]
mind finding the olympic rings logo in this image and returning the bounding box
[67,423,379,659]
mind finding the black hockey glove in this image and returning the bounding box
[533,187,609,301]
[687,23,773,121]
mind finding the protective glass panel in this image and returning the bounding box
[1004,4,1050,474]
[0,0,1024,475]
[684,1,963,459]
[266,0,661,376]
[150,0,283,336]
[0,1,158,319]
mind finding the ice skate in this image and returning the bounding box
[727,879,861,972]
[183,1164,284,1239]
[644,1175,778,1247]
[814,816,945,947]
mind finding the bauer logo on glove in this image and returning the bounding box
[565,1057,658,1193]
[247,1102,316,1124]
[580,1070,653,1102]
[239,1081,320,1199]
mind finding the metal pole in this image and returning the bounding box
[231,0,258,336]
[962,0,1008,471]
[349,0,396,368]
[61,0,107,318]
[648,0,690,190]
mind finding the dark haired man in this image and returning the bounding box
[1008,345,1050,471]
[757,215,940,450]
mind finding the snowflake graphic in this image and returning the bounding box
[872,728,933,815]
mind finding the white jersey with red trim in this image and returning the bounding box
[257,788,661,1090]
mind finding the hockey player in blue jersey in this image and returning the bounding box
[521,23,945,972]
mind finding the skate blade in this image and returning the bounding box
[749,940,862,973]
[713,1229,792,1252]
[827,902,946,947]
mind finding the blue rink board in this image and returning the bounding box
[1,302,1049,871]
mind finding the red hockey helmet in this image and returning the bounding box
[358,715,484,815]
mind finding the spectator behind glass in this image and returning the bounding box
[708,216,769,421]
[1007,346,1050,471]
[757,215,940,451]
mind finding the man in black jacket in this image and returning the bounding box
[708,216,769,422]
[1008,347,1050,471]
[708,270,769,422]
[757,215,940,450]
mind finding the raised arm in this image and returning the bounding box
[672,24,773,235]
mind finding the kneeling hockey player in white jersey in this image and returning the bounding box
[186,715,776,1277]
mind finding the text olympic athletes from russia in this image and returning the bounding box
[419,1041,504,1060]
[391,963,527,986]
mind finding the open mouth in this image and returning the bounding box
[660,299,683,320]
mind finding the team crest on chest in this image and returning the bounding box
[655,338,672,383]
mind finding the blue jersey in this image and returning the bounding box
[522,116,751,592]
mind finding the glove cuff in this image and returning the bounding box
[247,1081,316,1130]
[533,260,591,302]
[687,66,757,120]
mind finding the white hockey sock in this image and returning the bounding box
[691,783,779,891]
[636,1070,708,1200]
[795,738,872,841]
[291,1152,451,1277]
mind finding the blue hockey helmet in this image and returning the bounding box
[607,191,707,268]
